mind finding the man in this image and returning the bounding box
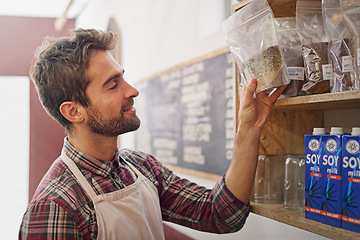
[19,29,285,239]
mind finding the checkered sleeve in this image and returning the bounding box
[19,199,82,240]
[160,168,250,233]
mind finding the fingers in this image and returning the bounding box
[242,78,286,108]
[255,83,287,108]
[242,78,256,100]
[268,84,286,104]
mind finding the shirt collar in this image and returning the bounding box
[62,137,120,178]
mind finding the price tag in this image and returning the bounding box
[342,56,353,72]
[322,64,333,80]
[287,67,305,80]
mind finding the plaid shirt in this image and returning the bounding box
[19,138,250,239]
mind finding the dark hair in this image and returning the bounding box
[31,29,117,132]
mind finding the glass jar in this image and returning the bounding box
[253,155,282,204]
[283,154,305,213]
[297,157,305,215]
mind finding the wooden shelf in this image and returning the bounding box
[252,90,360,238]
[233,1,360,239]
[274,90,360,110]
[251,202,360,240]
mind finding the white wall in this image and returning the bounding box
[0,76,30,240]
[76,1,329,239]
[77,0,228,83]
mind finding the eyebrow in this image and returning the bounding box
[102,70,125,87]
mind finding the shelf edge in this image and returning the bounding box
[274,90,360,110]
[250,202,360,240]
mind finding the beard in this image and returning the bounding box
[85,105,140,137]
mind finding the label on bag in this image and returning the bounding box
[288,67,305,80]
[342,56,353,72]
[322,64,333,80]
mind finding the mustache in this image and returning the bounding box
[121,99,135,112]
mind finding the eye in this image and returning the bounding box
[109,81,118,90]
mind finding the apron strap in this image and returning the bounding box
[61,151,97,199]
[120,157,143,179]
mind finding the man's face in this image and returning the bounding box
[84,50,140,137]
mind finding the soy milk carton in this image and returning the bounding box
[320,127,343,228]
[305,128,326,222]
[342,127,360,232]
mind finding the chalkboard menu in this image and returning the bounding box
[134,48,234,176]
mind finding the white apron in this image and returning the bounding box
[61,151,165,240]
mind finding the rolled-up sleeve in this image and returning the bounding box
[211,176,250,232]
[159,167,250,233]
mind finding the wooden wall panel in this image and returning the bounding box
[267,0,296,17]
[236,0,297,17]
[259,109,324,156]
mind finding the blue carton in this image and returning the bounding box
[320,127,343,228]
[342,128,360,233]
[305,128,326,222]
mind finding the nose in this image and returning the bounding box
[125,80,139,99]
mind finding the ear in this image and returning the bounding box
[59,101,85,123]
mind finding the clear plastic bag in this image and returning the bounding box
[323,0,356,92]
[341,0,360,90]
[223,0,289,93]
[275,17,305,98]
[296,0,331,94]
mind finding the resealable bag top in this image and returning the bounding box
[275,17,305,97]
[323,0,356,92]
[223,0,289,93]
[340,0,360,90]
[296,0,331,94]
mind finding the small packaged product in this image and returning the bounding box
[323,0,355,92]
[223,0,289,93]
[275,17,305,97]
[296,0,331,95]
[341,0,360,90]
